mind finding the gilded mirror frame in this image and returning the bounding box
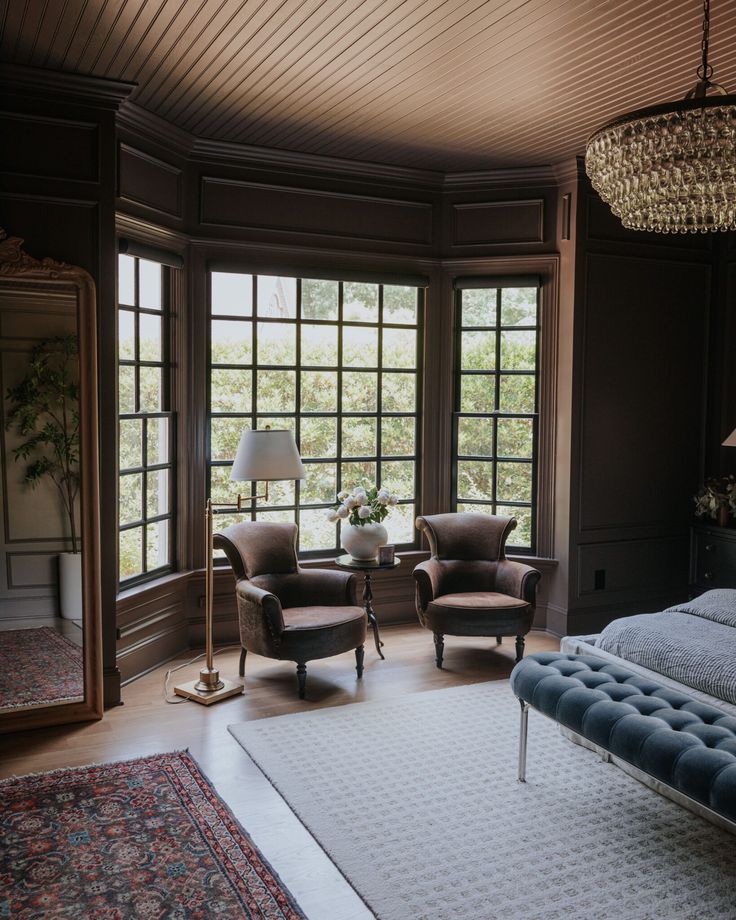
[0,230,103,732]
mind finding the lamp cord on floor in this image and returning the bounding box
[163,645,242,703]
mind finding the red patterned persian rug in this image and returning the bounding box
[0,751,305,919]
[0,626,84,708]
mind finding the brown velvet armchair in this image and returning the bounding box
[214,521,367,699]
[413,513,541,668]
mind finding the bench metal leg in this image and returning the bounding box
[518,699,529,783]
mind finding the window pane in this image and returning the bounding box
[501,505,532,547]
[210,464,234,502]
[382,373,415,412]
[300,417,337,458]
[457,459,494,501]
[381,416,415,456]
[119,310,135,360]
[461,331,495,370]
[501,287,537,326]
[380,460,415,499]
[256,370,296,412]
[118,366,136,414]
[119,419,142,469]
[300,463,336,505]
[302,279,338,320]
[212,272,252,317]
[384,502,415,545]
[147,469,170,518]
[139,313,162,362]
[460,375,494,413]
[341,461,376,491]
[120,473,143,525]
[461,289,496,326]
[119,255,135,306]
[301,323,338,366]
[497,417,533,459]
[147,417,170,465]
[383,286,417,324]
[256,416,295,435]
[146,520,168,570]
[212,320,252,365]
[342,371,377,412]
[119,528,143,579]
[258,275,296,318]
[301,371,337,412]
[256,479,295,508]
[255,509,294,523]
[341,417,377,458]
[139,366,162,412]
[343,282,378,322]
[211,416,248,461]
[258,322,296,366]
[501,331,536,371]
[211,368,251,413]
[499,374,535,413]
[457,417,492,456]
[497,462,533,503]
[343,326,378,367]
[382,328,416,369]
[456,502,493,515]
[300,509,337,552]
[139,259,162,310]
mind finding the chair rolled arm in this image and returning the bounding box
[413,558,443,610]
[495,560,541,605]
[236,580,285,643]
[294,568,359,606]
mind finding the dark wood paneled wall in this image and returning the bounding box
[549,162,716,636]
[0,65,133,705]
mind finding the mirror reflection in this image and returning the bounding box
[0,283,84,711]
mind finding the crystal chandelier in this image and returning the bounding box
[585,0,736,233]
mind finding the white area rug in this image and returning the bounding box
[229,681,736,920]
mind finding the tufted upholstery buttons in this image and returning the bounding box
[511,653,736,822]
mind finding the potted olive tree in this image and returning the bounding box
[6,335,81,619]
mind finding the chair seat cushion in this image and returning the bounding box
[279,605,367,662]
[424,592,533,637]
[433,592,529,610]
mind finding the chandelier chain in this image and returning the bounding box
[698,0,713,81]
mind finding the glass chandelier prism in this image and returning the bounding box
[585,0,736,233]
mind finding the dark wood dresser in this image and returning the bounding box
[690,523,736,594]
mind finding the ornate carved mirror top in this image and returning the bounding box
[0,230,102,732]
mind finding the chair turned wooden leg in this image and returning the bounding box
[296,663,307,699]
[355,645,365,679]
[496,636,502,645]
[433,632,444,669]
[239,647,247,677]
[515,636,525,663]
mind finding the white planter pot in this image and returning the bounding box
[340,522,388,562]
[59,552,83,621]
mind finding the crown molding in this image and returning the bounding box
[189,136,444,189]
[443,165,558,191]
[117,101,193,157]
[0,63,135,108]
[115,213,189,253]
[552,156,586,185]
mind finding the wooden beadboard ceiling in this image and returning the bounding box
[2,0,736,171]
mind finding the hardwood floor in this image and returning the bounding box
[0,624,559,920]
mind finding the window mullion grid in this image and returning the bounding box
[492,287,502,515]
[376,285,383,491]
[294,280,302,540]
[249,275,257,520]
[334,283,344,552]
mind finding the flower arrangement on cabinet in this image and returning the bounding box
[326,484,399,526]
[693,474,736,523]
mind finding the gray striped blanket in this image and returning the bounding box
[595,589,736,705]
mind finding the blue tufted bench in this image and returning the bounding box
[510,652,736,830]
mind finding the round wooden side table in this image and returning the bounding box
[335,554,401,659]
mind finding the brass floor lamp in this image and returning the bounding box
[174,429,306,705]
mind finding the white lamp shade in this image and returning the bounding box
[723,428,736,448]
[230,429,306,482]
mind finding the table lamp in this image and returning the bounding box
[174,428,306,705]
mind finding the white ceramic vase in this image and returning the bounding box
[340,522,388,562]
[59,552,83,620]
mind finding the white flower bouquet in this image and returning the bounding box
[693,474,736,520]
[325,484,398,526]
